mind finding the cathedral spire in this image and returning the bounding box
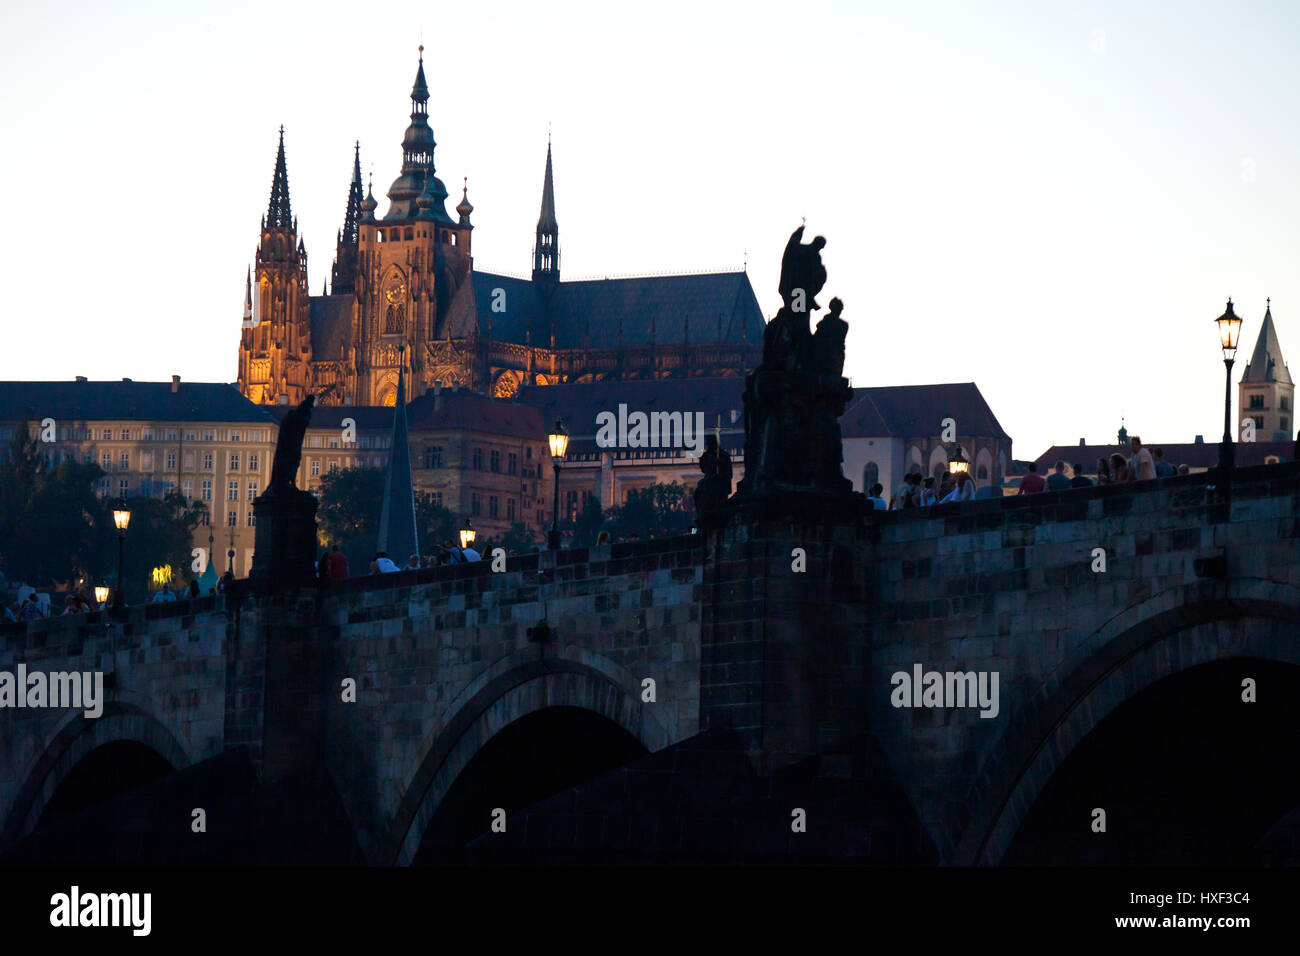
[332,142,364,294]
[1242,298,1292,385]
[243,266,253,323]
[387,47,448,220]
[532,141,560,284]
[266,126,292,230]
[378,347,419,562]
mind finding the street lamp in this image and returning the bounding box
[948,446,969,475]
[94,586,109,609]
[1215,298,1243,494]
[459,518,476,551]
[547,418,569,550]
[111,499,131,610]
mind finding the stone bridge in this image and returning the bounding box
[3,463,1298,865]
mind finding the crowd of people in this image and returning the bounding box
[867,436,1190,510]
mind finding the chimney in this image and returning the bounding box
[75,376,87,383]
[1079,438,1085,446]
[1194,435,1204,444]
[171,374,181,393]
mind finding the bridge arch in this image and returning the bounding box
[955,582,1300,865]
[389,648,670,865]
[3,701,191,850]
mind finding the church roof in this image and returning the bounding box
[843,383,1010,440]
[308,295,354,360]
[0,381,278,424]
[470,271,765,348]
[407,390,545,440]
[1241,303,1291,385]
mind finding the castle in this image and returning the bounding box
[237,49,765,409]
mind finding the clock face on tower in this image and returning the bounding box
[384,275,406,306]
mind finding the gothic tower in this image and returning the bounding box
[353,48,474,405]
[331,142,363,295]
[238,127,312,406]
[1239,299,1294,441]
[532,140,560,289]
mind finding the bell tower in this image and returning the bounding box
[238,127,312,406]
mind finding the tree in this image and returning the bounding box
[604,482,692,541]
[499,522,540,554]
[317,466,384,573]
[415,492,459,553]
[561,495,606,549]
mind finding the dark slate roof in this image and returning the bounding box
[0,381,278,424]
[471,271,765,349]
[1241,307,1292,385]
[308,295,354,360]
[407,390,545,441]
[843,383,1010,440]
[267,403,392,431]
[515,377,747,455]
[1032,440,1295,471]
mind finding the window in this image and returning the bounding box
[248,512,256,526]
[228,511,237,527]
[1283,396,1291,412]
[489,496,499,518]
[978,464,989,480]
[506,498,515,520]
[167,429,178,440]
[311,460,320,477]
[119,479,129,496]
[309,436,323,448]
[119,453,129,470]
[142,428,154,441]
[98,477,110,497]
[230,453,240,470]
[473,448,483,470]
[1252,415,1265,430]
[471,493,481,516]
[490,450,501,473]
[183,479,193,500]
[328,437,339,449]
[231,432,240,443]
[1250,394,1265,409]
[203,430,214,442]
[203,452,213,470]
[227,480,239,501]
[120,428,130,440]
[141,478,153,497]
[185,430,195,441]
[201,479,212,501]
[430,491,443,508]
[166,451,176,469]
[247,481,258,501]
[328,461,338,474]
[102,428,112,440]
[862,462,879,492]
[526,446,533,460]
[508,452,518,475]
[424,446,443,469]
[566,490,579,520]
[1283,417,1290,434]
[101,452,112,470]
[249,453,259,470]
[199,510,208,526]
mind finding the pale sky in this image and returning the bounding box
[2,0,1296,459]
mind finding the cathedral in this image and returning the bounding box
[237,50,765,408]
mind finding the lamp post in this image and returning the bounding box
[547,419,569,550]
[111,499,131,610]
[1215,298,1243,499]
[948,446,969,476]
[459,518,476,551]
[94,586,109,610]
